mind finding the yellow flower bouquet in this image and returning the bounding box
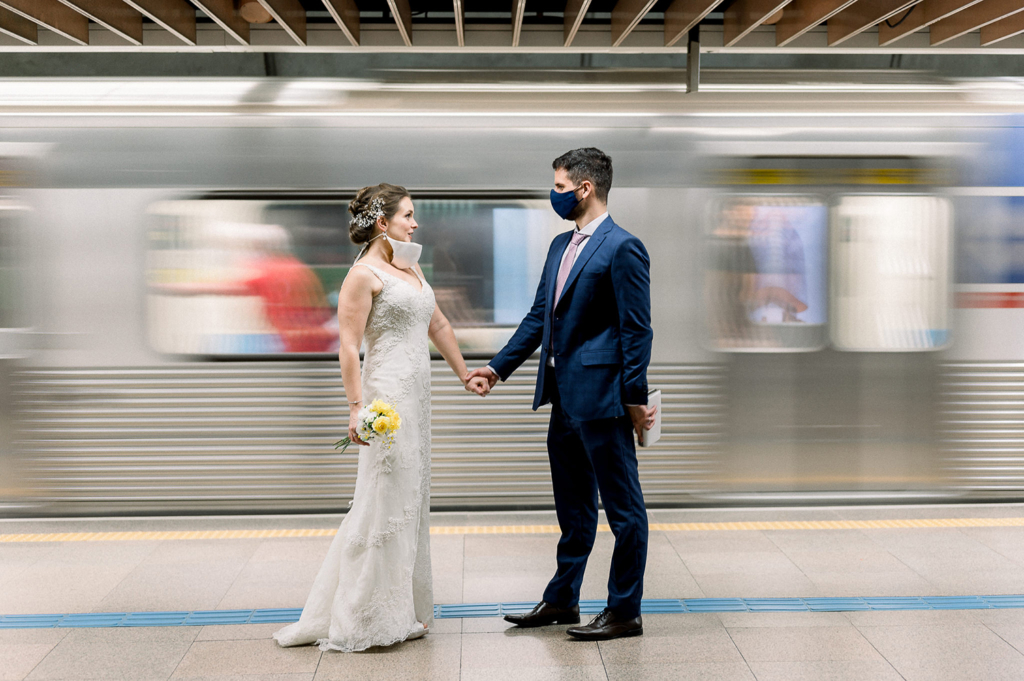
[335,399,402,453]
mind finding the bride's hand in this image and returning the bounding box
[348,411,369,446]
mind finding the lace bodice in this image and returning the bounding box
[359,262,436,349]
[356,263,435,407]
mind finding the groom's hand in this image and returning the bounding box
[466,367,499,394]
[627,404,658,445]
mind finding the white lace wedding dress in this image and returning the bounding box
[273,261,435,652]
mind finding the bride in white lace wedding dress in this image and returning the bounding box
[273,184,487,653]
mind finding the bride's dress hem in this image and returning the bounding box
[271,620,431,653]
[313,623,429,653]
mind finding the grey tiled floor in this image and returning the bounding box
[7,504,1024,679]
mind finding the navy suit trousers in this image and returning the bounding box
[541,371,649,619]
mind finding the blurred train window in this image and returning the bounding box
[146,197,563,357]
[704,196,829,352]
[831,195,952,351]
[957,196,1024,286]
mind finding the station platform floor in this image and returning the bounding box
[6,505,1024,680]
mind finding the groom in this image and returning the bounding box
[468,147,655,641]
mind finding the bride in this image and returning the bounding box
[273,183,488,652]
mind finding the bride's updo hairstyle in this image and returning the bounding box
[348,183,411,245]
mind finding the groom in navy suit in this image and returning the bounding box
[468,147,656,640]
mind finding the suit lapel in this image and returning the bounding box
[554,216,613,310]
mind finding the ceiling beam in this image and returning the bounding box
[0,5,35,44]
[57,0,144,45]
[321,0,358,46]
[0,0,89,44]
[723,0,791,46]
[611,0,658,47]
[511,0,524,46]
[188,0,248,45]
[879,0,982,45]
[122,0,196,45]
[828,0,921,46]
[664,0,725,47]
[387,0,412,46]
[564,0,592,47]
[981,7,1024,44]
[776,0,858,46]
[455,0,465,46]
[256,0,305,45]
[931,0,1024,45]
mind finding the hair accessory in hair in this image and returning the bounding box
[352,196,385,231]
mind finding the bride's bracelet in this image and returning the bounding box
[348,399,363,405]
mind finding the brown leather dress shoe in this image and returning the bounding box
[566,609,643,640]
[503,601,580,628]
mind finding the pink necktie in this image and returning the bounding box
[554,231,589,304]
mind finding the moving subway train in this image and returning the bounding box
[1,73,1024,515]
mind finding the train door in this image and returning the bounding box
[705,157,953,498]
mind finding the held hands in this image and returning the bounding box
[465,375,490,396]
[627,404,658,446]
[464,367,499,397]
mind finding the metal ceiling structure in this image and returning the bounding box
[0,0,1021,53]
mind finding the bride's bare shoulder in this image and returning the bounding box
[342,261,384,296]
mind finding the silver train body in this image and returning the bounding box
[2,76,1024,515]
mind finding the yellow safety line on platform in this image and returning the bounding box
[0,517,1023,542]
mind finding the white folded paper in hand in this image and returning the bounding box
[639,389,661,448]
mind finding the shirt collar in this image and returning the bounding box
[576,211,609,237]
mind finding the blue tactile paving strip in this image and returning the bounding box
[435,596,1024,618]
[0,608,304,629]
[5,596,1024,629]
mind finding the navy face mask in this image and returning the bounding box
[549,186,581,220]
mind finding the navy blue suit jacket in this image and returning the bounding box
[489,216,653,422]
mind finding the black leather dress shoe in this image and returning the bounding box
[504,601,580,628]
[566,609,643,640]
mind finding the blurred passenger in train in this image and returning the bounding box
[236,225,335,353]
[153,223,335,353]
[706,199,814,349]
[748,206,808,323]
